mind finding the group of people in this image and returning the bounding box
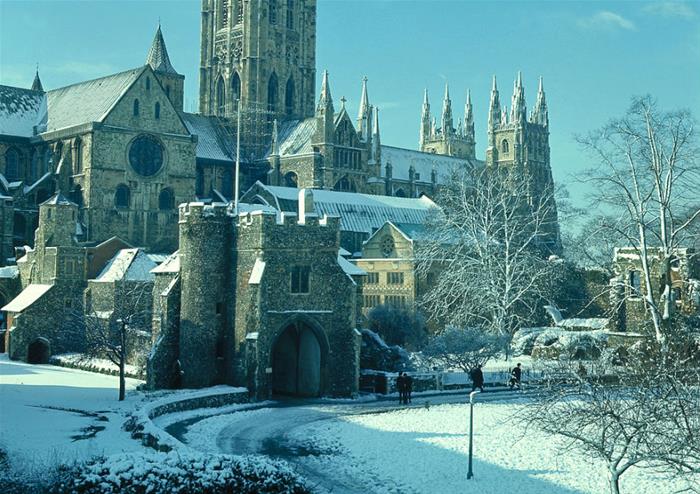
[470,362,523,392]
[396,372,413,404]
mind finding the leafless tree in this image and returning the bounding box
[421,326,505,372]
[579,96,699,343]
[416,167,558,355]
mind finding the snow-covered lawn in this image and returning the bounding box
[0,354,145,472]
[288,402,680,494]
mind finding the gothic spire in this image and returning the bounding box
[31,66,44,92]
[357,76,371,142]
[488,75,501,130]
[317,70,334,112]
[146,24,179,74]
[441,83,453,137]
[464,89,474,142]
[420,88,431,147]
[531,76,548,126]
[371,106,382,163]
[510,71,527,124]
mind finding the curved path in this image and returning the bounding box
[170,391,533,494]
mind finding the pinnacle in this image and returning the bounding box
[146,24,178,74]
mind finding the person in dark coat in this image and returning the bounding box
[470,365,484,392]
[404,373,413,404]
[397,372,406,404]
[509,362,523,390]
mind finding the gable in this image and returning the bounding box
[102,67,189,136]
[334,111,359,148]
[362,222,413,259]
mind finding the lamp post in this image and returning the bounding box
[467,390,480,479]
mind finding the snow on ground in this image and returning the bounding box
[0,354,146,473]
[287,402,681,494]
[184,408,276,453]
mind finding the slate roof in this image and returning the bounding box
[95,248,157,282]
[45,67,144,133]
[0,85,47,138]
[275,118,317,156]
[146,26,179,75]
[151,251,180,274]
[40,192,77,207]
[243,183,437,235]
[380,145,482,184]
[182,112,235,163]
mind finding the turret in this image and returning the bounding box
[420,89,431,147]
[357,76,372,143]
[510,71,527,125]
[440,83,453,136]
[31,68,44,92]
[370,107,381,165]
[315,70,335,143]
[463,89,474,143]
[146,24,185,112]
[488,76,501,147]
[531,76,548,127]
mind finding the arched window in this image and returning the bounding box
[267,72,278,114]
[73,137,82,174]
[114,184,130,208]
[231,72,241,106]
[216,77,226,116]
[286,0,294,29]
[133,99,140,116]
[285,77,295,116]
[269,0,277,24]
[4,148,20,180]
[501,139,509,153]
[146,77,151,90]
[333,176,355,192]
[284,171,298,188]
[155,102,161,120]
[158,188,174,210]
[394,188,406,198]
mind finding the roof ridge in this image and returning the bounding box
[47,66,145,94]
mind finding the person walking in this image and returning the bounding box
[396,372,406,404]
[509,362,523,390]
[470,365,484,393]
[405,373,413,404]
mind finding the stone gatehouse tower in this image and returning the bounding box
[148,191,361,398]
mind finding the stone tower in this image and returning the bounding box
[485,73,561,254]
[146,24,185,112]
[420,84,476,160]
[198,0,316,121]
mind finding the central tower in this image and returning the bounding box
[199,0,316,121]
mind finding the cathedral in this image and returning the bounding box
[0,0,561,397]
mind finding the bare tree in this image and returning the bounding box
[421,326,505,372]
[580,96,699,342]
[417,167,558,355]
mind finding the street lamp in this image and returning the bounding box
[467,390,480,479]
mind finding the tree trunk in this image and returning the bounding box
[119,356,126,401]
[608,469,621,494]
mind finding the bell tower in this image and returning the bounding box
[199,0,316,121]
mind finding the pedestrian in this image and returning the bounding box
[470,364,484,392]
[405,372,413,404]
[396,372,405,404]
[509,362,522,390]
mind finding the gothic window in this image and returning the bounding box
[285,77,295,116]
[158,188,174,210]
[220,0,229,28]
[73,138,82,174]
[286,0,294,29]
[366,272,379,284]
[269,0,277,24]
[114,184,130,208]
[267,72,278,114]
[4,148,19,180]
[629,270,641,296]
[387,272,404,285]
[70,185,83,208]
[155,102,161,120]
[146,77,151,90]
[501,139,509,153]
[381,237,395,258]
[290,265,310,294]
[129,134,164,176]
[133,99,140,116]
[333,176,355,192]
[231,72,241,106]
[394,188,406,198]
[216,77,226,116]
[284,171,298,188]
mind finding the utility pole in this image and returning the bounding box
[467,390,480,479]
[234,98,241,214]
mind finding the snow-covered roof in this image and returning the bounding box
[2,284,53,313]
[249,258,266,285]
[380,145,482,184]
[275,118,318,156]
[242,183,438,235]
[151,252,180,274]
[0,265,18,278]
[0,85,47,138]
[95,248,157,282]
[181,112,235,163]
[40,192,77,207]
[46,67,144,133]
[338,255,366,276]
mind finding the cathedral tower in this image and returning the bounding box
[419,84,476,160]
[198,0,316,121]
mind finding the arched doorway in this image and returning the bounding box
[27,337,50,364]
[272,321,324,397]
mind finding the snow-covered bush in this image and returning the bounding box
[514,327,608,360]
[49,451,310,494]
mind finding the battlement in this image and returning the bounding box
[237,210,339,230]
[179,202,232,223]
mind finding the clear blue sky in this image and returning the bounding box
[1,0,699,209]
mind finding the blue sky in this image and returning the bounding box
[1,0,699,208]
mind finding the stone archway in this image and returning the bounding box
[271,321,325,397]
[27,337,50,364]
